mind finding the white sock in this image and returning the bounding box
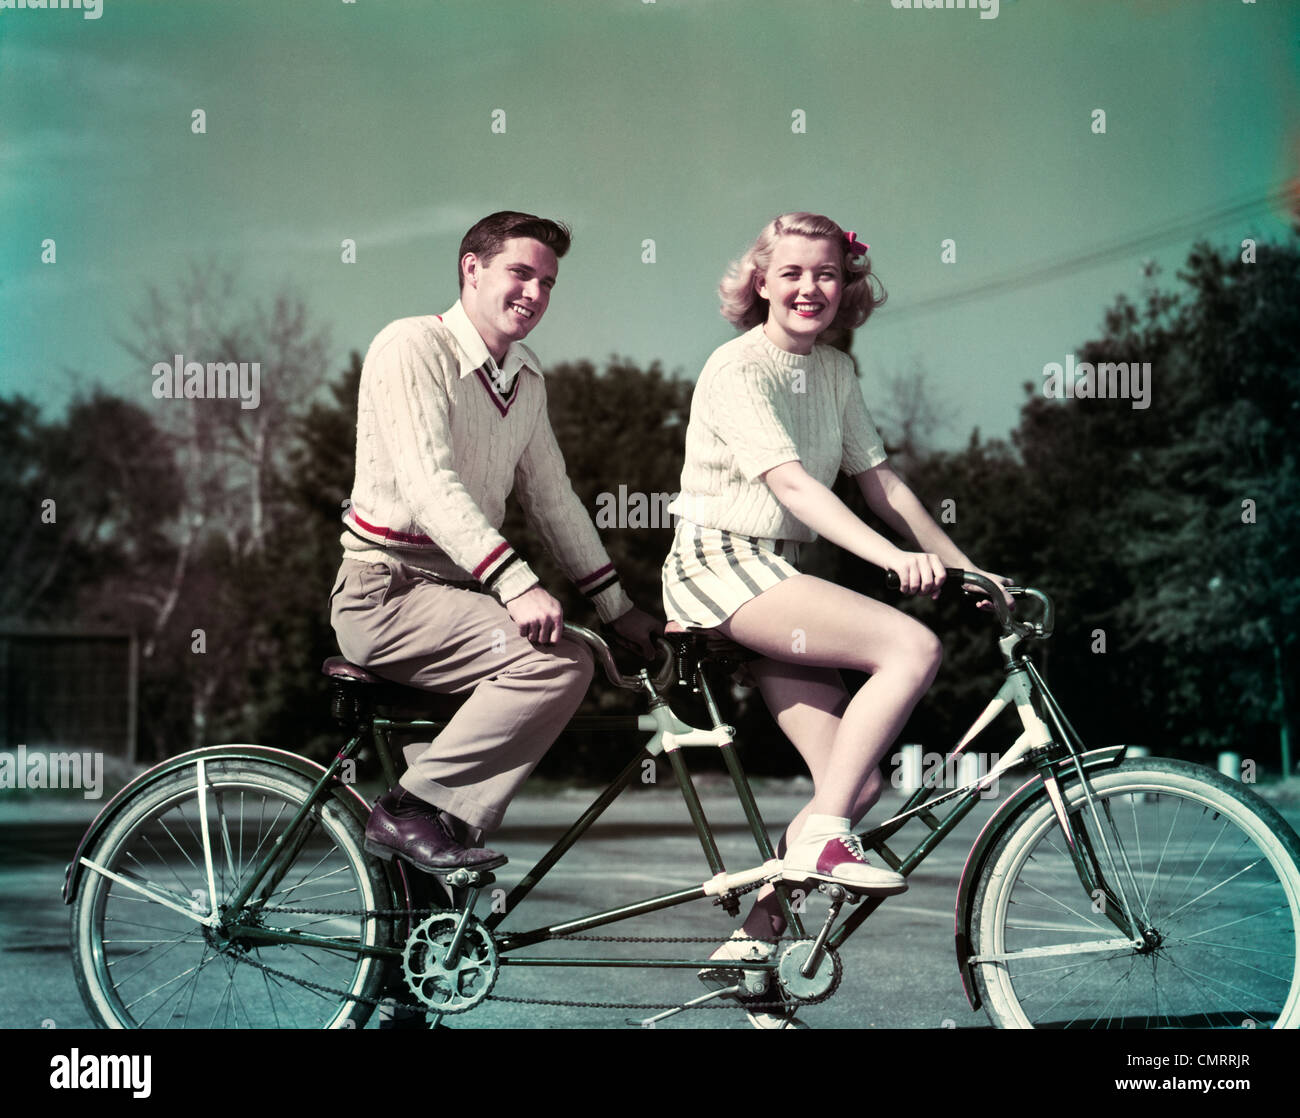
[794,814,850,845]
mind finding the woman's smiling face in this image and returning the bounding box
[756,235,843,355]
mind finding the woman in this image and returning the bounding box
[662,212,1012,1024]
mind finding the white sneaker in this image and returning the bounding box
[698,930,773,994]
[782,831,907,895]
[737,993,805,1030]
[698,933,804,1030]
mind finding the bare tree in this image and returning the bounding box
[116,262,330,657]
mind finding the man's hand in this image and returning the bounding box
[608,607,663,660]
[506,585,565,644]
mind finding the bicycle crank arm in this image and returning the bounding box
[77,857,219,927]
[799,886,846,978]
[968,936,1143,964]
[629,983,747,1028]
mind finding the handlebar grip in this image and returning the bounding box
[883,567,1029,636]
[884,567,967,601]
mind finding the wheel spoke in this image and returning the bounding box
[1161,858,1264,924]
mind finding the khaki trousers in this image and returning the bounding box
[329,558,593,831]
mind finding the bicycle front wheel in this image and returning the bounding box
[970,758,1300,1028]
[70,758,394,1028]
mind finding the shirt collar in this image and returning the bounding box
[441,300,544,381]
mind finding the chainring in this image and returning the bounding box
[776,941,842,1004]
[401,911,499,1014]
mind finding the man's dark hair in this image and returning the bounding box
[457,211,572,289]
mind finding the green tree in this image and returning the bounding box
[0,391,180,625]
[1109,240,1300,772]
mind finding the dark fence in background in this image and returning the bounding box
[0,628,137,761]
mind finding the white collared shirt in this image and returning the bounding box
[438,299,542,393]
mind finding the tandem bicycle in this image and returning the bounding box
[63,572,1300,1028]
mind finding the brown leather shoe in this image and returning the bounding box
[364,789,507,873]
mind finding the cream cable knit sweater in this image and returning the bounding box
[340,307,633,622]
[668,326,888,541]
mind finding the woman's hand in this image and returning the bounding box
[886,549,948,599]
[963,569,1016,614]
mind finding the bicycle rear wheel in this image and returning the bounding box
[971,758,1300,1028]
[70,758,393,1028]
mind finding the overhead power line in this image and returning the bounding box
[875,183,1294,323]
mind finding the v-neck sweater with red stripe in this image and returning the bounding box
[340,313,632,621]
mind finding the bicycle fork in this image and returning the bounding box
[1024,742,1150,944]
[946,655,1151,956]
[989,656,1151,945]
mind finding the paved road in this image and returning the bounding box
[4,777,1299,1032]
[0,780,998,1031]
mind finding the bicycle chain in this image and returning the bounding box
[228,942,801,1016]
[242,905,823,1016]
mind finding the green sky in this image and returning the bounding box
[2,0,1295,447]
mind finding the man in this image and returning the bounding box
[330,211,661,874]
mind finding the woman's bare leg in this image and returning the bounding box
[718,575,942,940]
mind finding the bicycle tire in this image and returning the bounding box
[70,758,393,1028]
[970,758,1300,1029]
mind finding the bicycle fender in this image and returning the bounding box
[953,744,1127,1011]
[61,744,377,905]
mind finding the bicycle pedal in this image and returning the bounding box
[781,870,905,897]
[699,966,769,996]
[378,1010,432,1030]
[811,882,862,904]
[440,868,495,888]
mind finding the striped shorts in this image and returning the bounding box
[661,520,802,629]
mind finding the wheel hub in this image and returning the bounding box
[1136,925,1164,954]
[203,905,263,955]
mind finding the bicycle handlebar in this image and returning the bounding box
[562,623,677,691]
[884,568,1055,640]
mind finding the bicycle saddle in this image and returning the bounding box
[322,657,469,724]
[663,627,760,689]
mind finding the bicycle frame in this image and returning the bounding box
[67,574,1149,1026]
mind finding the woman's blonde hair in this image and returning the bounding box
[718,212,886,332]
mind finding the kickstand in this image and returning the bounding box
[628,984,744,1028]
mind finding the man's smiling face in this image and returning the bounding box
[461,237,558,362]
